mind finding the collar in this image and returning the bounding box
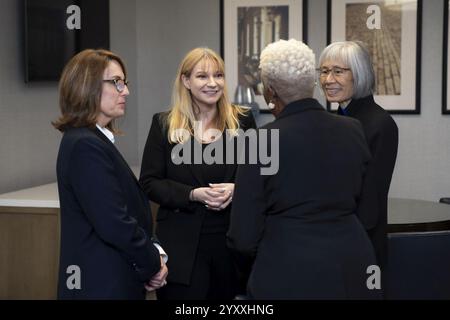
[276,98,325,120]
[339,99,352,109]
[344,95,375,116]
[96,124,115,144]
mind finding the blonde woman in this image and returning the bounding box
[139,47,256,300]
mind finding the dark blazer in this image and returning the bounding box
[227,99,381,299]
[56,127,161,299]
[139,110,256,285]
[340,95,398,268]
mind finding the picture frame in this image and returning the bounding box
[443,0,450,114]
[221,0,307,113]
[326,0,422,114]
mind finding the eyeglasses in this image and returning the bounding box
[316,67,351,78]
[103,78,129,92]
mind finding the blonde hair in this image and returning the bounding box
[167,47,247,143]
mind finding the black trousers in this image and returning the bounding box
[157,233,238,300]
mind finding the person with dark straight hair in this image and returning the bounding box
[54,49,167,299]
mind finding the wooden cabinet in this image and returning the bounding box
[3,177,447,299]
[0,206,59,299]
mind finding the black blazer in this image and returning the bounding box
[56,127,161,299]
[228,99,381,299]
[139,110,256,285]
[342,95,398,268]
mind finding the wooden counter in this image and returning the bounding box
[1,175,449,299]
[0,183,59,299]
[0,167,141,300]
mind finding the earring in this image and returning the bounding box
[268,101,276,110]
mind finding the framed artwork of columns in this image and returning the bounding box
[221,0,307,112]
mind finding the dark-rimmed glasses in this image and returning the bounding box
[103,78,129,92]
[316,67,351,78]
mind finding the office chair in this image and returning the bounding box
[386,230,450,299]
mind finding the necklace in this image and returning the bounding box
[197,117,220,143]
[201,134,216,143]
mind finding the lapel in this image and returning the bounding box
[178,137,206,186]
[91,127,142,188]
[188,156,207,186]
[222,134,238,183]
[163,111,249,186]
[345,95,374,117]
[223,164,236,183]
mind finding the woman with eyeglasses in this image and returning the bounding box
[139,47,256,300]
[319,41,398,277]
[53,49,167,299]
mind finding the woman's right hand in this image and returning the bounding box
[190,187,230,210]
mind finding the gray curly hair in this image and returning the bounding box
[259,39,316,104]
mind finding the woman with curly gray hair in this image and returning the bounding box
[228,39,381,299]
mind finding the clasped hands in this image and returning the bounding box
[191,183,234,211]
[144,256,168,292]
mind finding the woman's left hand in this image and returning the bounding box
[206,183,234,211]
[144,256,168,291]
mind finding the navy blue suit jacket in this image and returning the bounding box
[56,127,161,299]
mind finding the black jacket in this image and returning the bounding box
[228,99,381,299]
[139,110,256,285]
[341,95,398,268]
[56,127,161,299]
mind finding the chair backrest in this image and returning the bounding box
[386,231,450,299]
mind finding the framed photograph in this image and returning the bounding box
[221,0,307,113]
[443,0,450,114]
[327,0,422,114]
